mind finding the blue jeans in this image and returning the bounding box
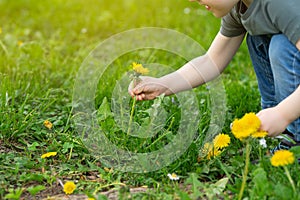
[246,34,300,141]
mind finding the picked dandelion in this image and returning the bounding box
[231,112,261,140]
[242,112,261,130]
[131,62,149,86]
[132,62,149,77]
[127,62,149,135]
[231,113,261,200]
[251,130,268,138]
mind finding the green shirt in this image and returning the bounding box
[220,0,300,45]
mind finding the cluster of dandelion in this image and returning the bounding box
[201,133,231,160]
[231,113,267,200]
[41,120,79,195]
[231,112,298,199]
[41,152,77,195]
[231,112,267,140]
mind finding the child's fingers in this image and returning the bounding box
[135,93,146,101]
[133,84,146,94]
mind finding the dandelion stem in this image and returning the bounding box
[283,166,296,194]
[145,117,175,150]
[127,96,136,135]
[94,182,126,194]
[68,146,73,161]
[281,134,296,145]
[0,40,8,56]
[238,140,250,200]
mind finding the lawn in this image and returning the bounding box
[0,0,299,199]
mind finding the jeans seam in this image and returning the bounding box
[292,50,300,136]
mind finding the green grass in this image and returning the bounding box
[1,0,300,199]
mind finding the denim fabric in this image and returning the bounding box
[246,34,300,141]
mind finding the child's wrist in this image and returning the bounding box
[275,105,293,126]
[156,78,172,96]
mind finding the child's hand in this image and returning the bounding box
[256,106,290,137]
[128,76,169,101]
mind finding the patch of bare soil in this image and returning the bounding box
[38,187,149,200]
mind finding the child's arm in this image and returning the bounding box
[130,32,245,100]
[257,37,300,137]
[297,39,300,51]
[257,85,300,137]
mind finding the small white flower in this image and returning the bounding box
[163,7,170,13]
[167,173,180,181]
[171,97,176,104]
[259,138,267,148]
[81,28,87,34]
[183,7,191,14]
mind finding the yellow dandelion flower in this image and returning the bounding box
[207,148,222,160]
[201,142,212,154]
[167,173,180,180]
[213,133,231,149]
[251,130,268,138]
[17,40,23,47]
[242,113,261,130]
[231,113,261,140]
[231,119,252,140]
[271,150,295,167]
[63,181,76,195]
[43,120,53,130]
[41,152,57,159]
[132,62,149,75]
[87,198,95,200]
[202,143,222,160]
[104,167,113,173]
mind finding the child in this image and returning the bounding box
[129,0,300,152]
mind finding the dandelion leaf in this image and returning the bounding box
[205,177,229,199]
[250,167,272,198]
[98,97,113,121]
[185,173,203,199]
[290,145,300,158]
